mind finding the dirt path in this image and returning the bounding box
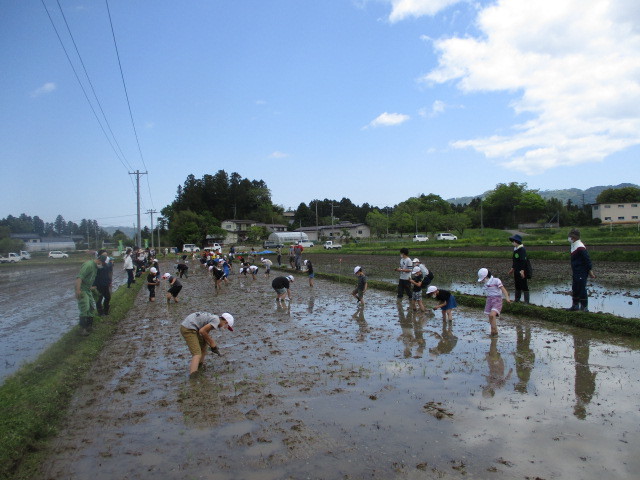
[37,261,640,480]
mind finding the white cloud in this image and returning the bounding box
[424,0,640,174]
[388,0,462,23]
[31,82,56,97]
[268,151,289,159]
[365,112,410,129]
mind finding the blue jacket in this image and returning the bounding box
[571,246,592,278]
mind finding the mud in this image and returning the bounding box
[36,257,640,480]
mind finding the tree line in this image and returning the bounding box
[4,179,637,252]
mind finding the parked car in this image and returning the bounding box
[20,250,31,260]
[263,241,284,249]
[5,253,22,263]
[436,232,458,241]
[296,241,314,248]
[412,234,429,242]
[323,241,342,249]
[182,244,201,252]
[49,251,69,259]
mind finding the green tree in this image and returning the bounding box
[515,191,546,223]
[596,186,640,203]
[365,210,389,238]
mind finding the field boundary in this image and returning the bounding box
[0,280,143,480]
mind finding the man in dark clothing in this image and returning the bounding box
[508,234,529,304]
[94,249,113,316]
[567,229,596,311]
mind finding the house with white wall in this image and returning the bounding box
[591,202,640,224]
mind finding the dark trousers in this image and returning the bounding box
[96,284,111,314]
[126,268,134,287]
[397,279,412,299]
[572,276,588,300]
[514,273,529,292]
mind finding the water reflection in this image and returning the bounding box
[573,335,597,420]
[429,319,458,356]
[482,337,513,398]
[513,325,535,394]
[397,302,426,358]
[351,306,369,342]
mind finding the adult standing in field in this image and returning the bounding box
[123,247,135,288]
[508,234,530,304]
[567,229,596,312]
[75,252,104,335]
[395,248,413,300]
[93,249,113,315]
[288,245,295,269]
[294,243,303,270]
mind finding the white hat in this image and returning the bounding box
[162,272,171,279]
[426,286,437,295]
[260,258,264,261]
[208,265,214,271]
[150,267,157,274]
[411,266,421,274]
[304,259,308,265]
[477,268,489,282]
[412,258,420,263]
[286,275,294,282]
[220,312,235,331]
[353,266,361,274]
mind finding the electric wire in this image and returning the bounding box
[105,0,155,210]
[54,0,134,173]
[41,0,135,177]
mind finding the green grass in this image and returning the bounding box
[0,281,143,480]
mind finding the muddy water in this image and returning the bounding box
[307,253,640,318]
[0,262,125,381]
[38,262,640,480]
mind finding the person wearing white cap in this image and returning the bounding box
[272,275,294,302]
[261,257,273,277]
[162,272,183,304]
[409,266,427,311]
[412,258,433,288]
[477,268,510,337]
[351,266,368,305]
[304,259,314,287]
[426,285,457,321]
[146,266,160,302]
[180,312,235,376]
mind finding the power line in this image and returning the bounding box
[105,0,155,210]
[54,0,134,173]
[41,0,135,176]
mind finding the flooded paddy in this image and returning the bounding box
[0,261,125,381]
[307,253,640,318]
[36,256,639,480]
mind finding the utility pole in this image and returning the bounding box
[146,209,157,250]
[129,170,147,248]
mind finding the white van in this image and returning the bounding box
[436,233,457,241]
[182,244,201,252]
[296,241,314,248]
[412,234,429,242]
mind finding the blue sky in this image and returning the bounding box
[1,0,639,228]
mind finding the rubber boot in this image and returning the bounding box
[514,290,522,303]
[566,298,580,311]
[523,291,530,305]
[579,299,589,312]
[78,317,90,336]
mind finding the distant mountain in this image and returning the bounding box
[447,183,639,206]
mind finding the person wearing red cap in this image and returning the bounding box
[180,312,235,376]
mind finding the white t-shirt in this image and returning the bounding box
[399,257,413,280]
[181,312,221,331]
[483,277,504,297]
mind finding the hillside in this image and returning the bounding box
[447,183,639,206]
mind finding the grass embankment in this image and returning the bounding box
[274,267,640,337]
[0,281,143,480]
